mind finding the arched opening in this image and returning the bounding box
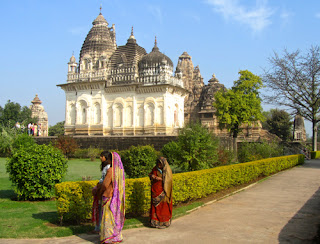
[146,103,154,126]
[94,103,101,124]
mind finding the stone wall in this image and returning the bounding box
[34,136,178,151]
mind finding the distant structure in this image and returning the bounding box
[57,10,274,141]
[30,94,48,136]
[177,51,270,141]
[293,114,306,142]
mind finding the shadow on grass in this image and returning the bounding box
[0,189,15,199]
[32,211,95,235]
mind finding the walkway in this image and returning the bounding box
[2,159,320,243]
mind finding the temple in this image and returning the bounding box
[30,94,48,136]
[58,11,272,141]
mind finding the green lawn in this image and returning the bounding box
[0,157,203,238]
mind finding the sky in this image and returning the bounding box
[1,0,319,135]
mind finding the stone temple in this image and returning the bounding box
[30,94,48,136]
[58,11,270,140]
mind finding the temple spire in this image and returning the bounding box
[152,36,159,52]
[100,4,102,14]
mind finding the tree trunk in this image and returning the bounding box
[233,136,238,155]
[313,121,318,151]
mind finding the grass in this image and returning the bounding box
[0,157,205,239]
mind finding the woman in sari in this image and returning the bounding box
[149,157,173,228]
[92,151,125,243]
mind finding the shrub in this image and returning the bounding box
[217,146,236,166]
[11,133,35,151]
[162,123,219,171]
[238,140,283,163]
[73,148,89,159]
[161,141,181,167]
[311,151,320,159]
[87,146,102,161]
[7,144,68,200]
[54,135,78,159]
[55,154,304,223]
[121,145,158,178]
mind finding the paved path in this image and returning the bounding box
[2,159,320,244]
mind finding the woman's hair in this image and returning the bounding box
[100,151,112,171]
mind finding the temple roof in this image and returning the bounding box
[139,37,173,67]
[110,28,146,69]
[79,13,116,63]
[31,94,42,105]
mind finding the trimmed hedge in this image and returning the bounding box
[310,151,320,159]
[55,154,304,223]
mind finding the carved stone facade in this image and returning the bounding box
[30,94,48,136]
[176,52,273,141]
[58,13,186,136]
[293,114,307,142]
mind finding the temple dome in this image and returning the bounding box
[79,13,116,64]
[139,38,173,67]
[69,54,76,63]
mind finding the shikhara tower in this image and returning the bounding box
[58,12,186,136]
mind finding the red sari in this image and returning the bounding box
[149,158,173,228]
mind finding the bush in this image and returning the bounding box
[11,133,35,151]
[311,151,320,159]
[217,146,236,166]
[238,140,283,163]
[121,145,159,178]
[161,141,181,167]
[73,148,89,159]
[162,123,219,171]
[87,146,102,161]
[55,154,304,223]
[54,135,78,159]
[6,144,68,200]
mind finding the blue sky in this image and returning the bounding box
[1,0,319,135]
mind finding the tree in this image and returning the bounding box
[49,121,65,136]
[161,123,219,171]
[0,100,36,128]
[263,46,320,151]
[214,70,264,152]
[262,109,292,141]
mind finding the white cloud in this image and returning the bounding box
[148,5,163,24]
[206,0,275,32]
[280,9,294,27]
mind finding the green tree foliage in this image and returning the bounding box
[238,140,283,163]
[0,100,36,128]
[0,125,31,156]
[121,145,159,178]
[48,121,65,136]
[214,70,264,151]
[262,109,292,141]
[161,123,219,171]
[6,144,68,200]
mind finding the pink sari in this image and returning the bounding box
[100,152,125,243]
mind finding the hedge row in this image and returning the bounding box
[55,154,304,223]
[310,151,320,159]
